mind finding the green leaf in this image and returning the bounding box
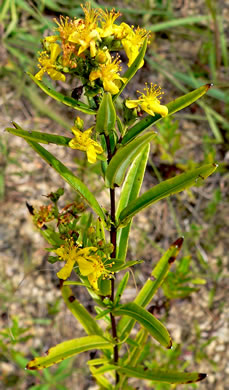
[117,366,206,384]
[98,278,111,296]
[95,309,112,320]
[90,366,113,389]
[122,84,212,144]
[117,238,183,341]
[114,272,129,306]
[116,145,150,261]
[61,286,103,336]
[95,92,116,135]
[113,302,172,348]
[26,335,112,370]
[118,164,218,226]
[113,38,148,101]
[40,227,65,246]
[135,237,184,307]
[6,123,71,146]
[24,140,106,221]
[111,260,143,272]
[106,132,155,188]
[28,72,96,115]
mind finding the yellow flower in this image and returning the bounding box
[122,27,149,67]
[77,253,109,290]
[54,240,112,290]
[89,57,125,95]
[54,240,97,281]
[68,3,100,57]
[69,126,103,164]
[98,8,121,38]
[54,16,81,41]
[95,48,112,64]
[126,83,168,117]
[35,43,65,82]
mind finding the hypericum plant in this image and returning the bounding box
[6,4,218,389]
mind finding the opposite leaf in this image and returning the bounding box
[25,140,106,221]
[28,72,96,115]
[113,302,172,348]
[95,92,116,135]
[117,237,183,341]
[117,366,206,384]
[6,123,71,146]
[105,132,156,188]
[26,335,112,370]
[118,163,218,226]
[61,285,103,336]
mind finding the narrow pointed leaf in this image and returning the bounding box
[26,335,112,370]
[25,140,105,221]
[95,92,116,135]
[6,123,71,146]
[122,84,212,144]
[111,260,143,272]
[113,302,172,348]
[90,366,113,389]
[114,272,129,306]
[117,238,183,341]
[113,38,148,101]
[116,145,150,261]
[118,366,206,384]
[119,164,218,226]
[61,285,103,336]
[106,132,155,188]
[28,72,96,115]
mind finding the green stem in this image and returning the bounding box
[105,134,119,385]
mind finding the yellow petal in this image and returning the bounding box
[103,79,119,95]
[86,145,97,164]
[45,35,58,43]
[89,69,101,81]
[77,257,94,276]
[57,258,75,280]
[125,99,139,109]
[88,273,98,290]
[47,69,65,81]
[50,43,62,62]
[35,69,45,81]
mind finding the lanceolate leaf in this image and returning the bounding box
[25,140,106,221]
[95,92,116,135]
[26,335,112,370]
[113,302,172,348]
[114,272,129,306]
[6,123,71,146]
[28,72,96,115]
[117,366,206,384]
[61,285,103,336]
[122,84,212,144]
[116,145,150,261]
[106,132,155,188]
[135,237,184,307]
[113,38,148,101]
[117,238,183,341]
[118,164,218,226]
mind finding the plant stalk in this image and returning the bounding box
[106,134,119,385]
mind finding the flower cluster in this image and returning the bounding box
[53,239,113,290]
[35,3,150,95]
